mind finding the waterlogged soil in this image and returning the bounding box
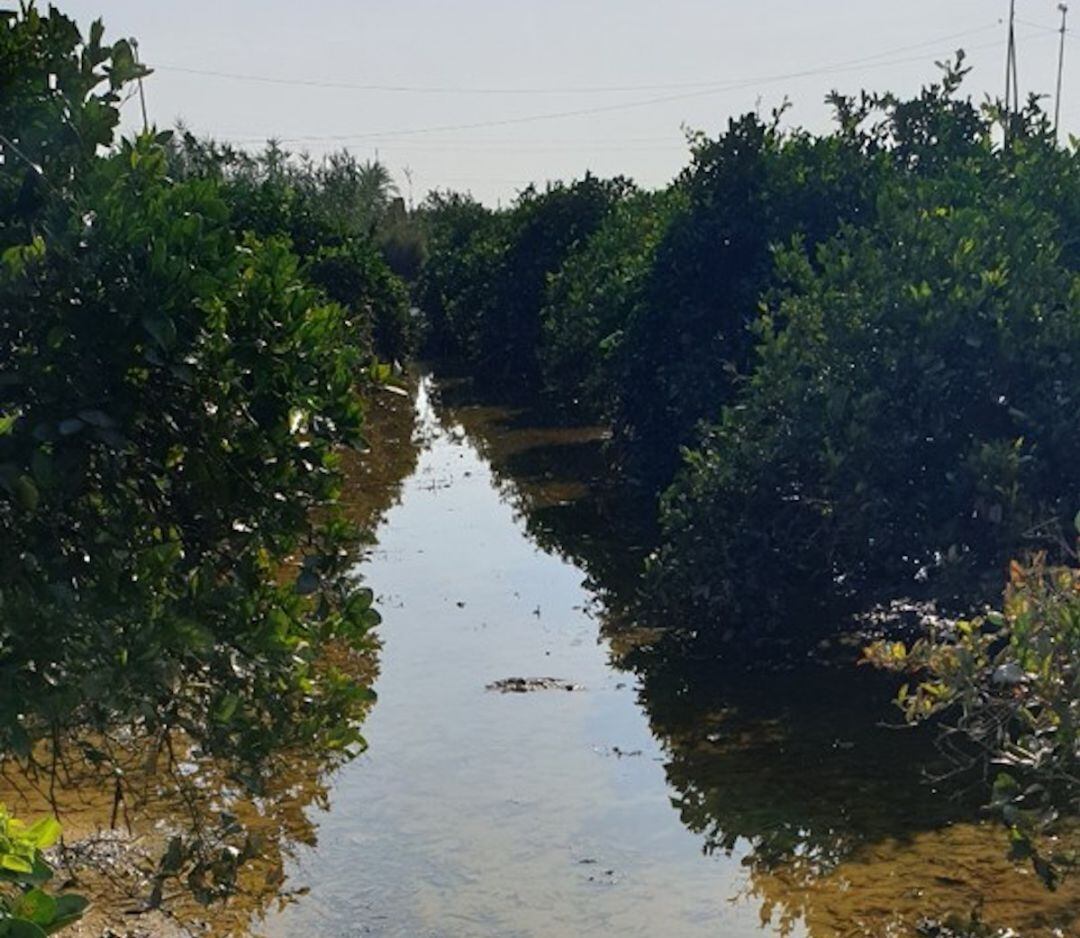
[8,374,1078,937]
[252,375,1080,938]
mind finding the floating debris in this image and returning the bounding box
[485,677,584,693]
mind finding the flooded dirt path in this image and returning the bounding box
[255,375,1080,938]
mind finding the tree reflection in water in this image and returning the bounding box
[433,373,1080,938]
[0,385,422,938]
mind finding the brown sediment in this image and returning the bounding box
[0,732,342,938]
[748,822,1080,937]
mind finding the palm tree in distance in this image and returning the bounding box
[317,153,399,236]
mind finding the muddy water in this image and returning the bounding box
[255,375,1080,938]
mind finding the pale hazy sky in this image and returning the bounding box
[56,1,1077,204]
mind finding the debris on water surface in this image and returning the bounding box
[592,745,643,758]
[585,867,619,886]
[485,677,584,693]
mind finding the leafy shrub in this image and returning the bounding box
[417,190,502,360]
[307,240,415,363]
[654,86,1080,641]
[866,553,1080,886]
[0,5,378,770]
[539,189,684,418]
[610,111,884,490]
[169,135,415,361]
[420,176,632,388]
[378,199,428,283]
[172,139,400,249]
[0,809,87,935]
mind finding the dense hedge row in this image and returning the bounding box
[171,136,418,364]
[419,60,1080,645]
[0,6,409,776]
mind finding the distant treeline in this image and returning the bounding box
[417,57,1080,647]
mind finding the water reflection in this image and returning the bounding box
[0,384,422,938]
[431,374,1080,937]
[432,375,653,590]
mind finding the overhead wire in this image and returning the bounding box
[154,22,1001,97]
[208,28,1045,146]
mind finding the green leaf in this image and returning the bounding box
[12,889,57,926]
[214,694,240,724]
[48,893,90,932]
[160,836,183,875]
[0,853,35,874]
[24,817,61,850]
[2,920,48,938]
[57,418,85,437]
[142,314,177,350]
[29,450,54,488]
[11,475,37,512]
[992,772,1022,808]
[1,236,46,277]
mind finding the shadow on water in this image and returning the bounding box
[432,374,655,586]
[427,371,1080,937]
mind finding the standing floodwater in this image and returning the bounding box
[257,376,1080,938]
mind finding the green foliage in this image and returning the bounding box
[168,134,417,361]
[0,3,149,243]
[420,175,633,389]
[866,555,1080,887]
[416,190,501,360]
[651,69,1079,642]
[377,197,428,283]
[539,189,684,419]
[0,808,87,935]
[0,4,379,777]
[307,240,414,364]
[612,111,885,489]
[418,58,1078,659]
[171,138,398,248]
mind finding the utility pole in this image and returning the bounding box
[1056,4,1070,140]
[1004,0,1020,133]
[132,39,149,134]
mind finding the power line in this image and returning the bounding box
[154,22,1001,98]
[1015,16,1062,33]
[368,142,688,152]
[200,136,689,153]
[213,30,1041,147]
